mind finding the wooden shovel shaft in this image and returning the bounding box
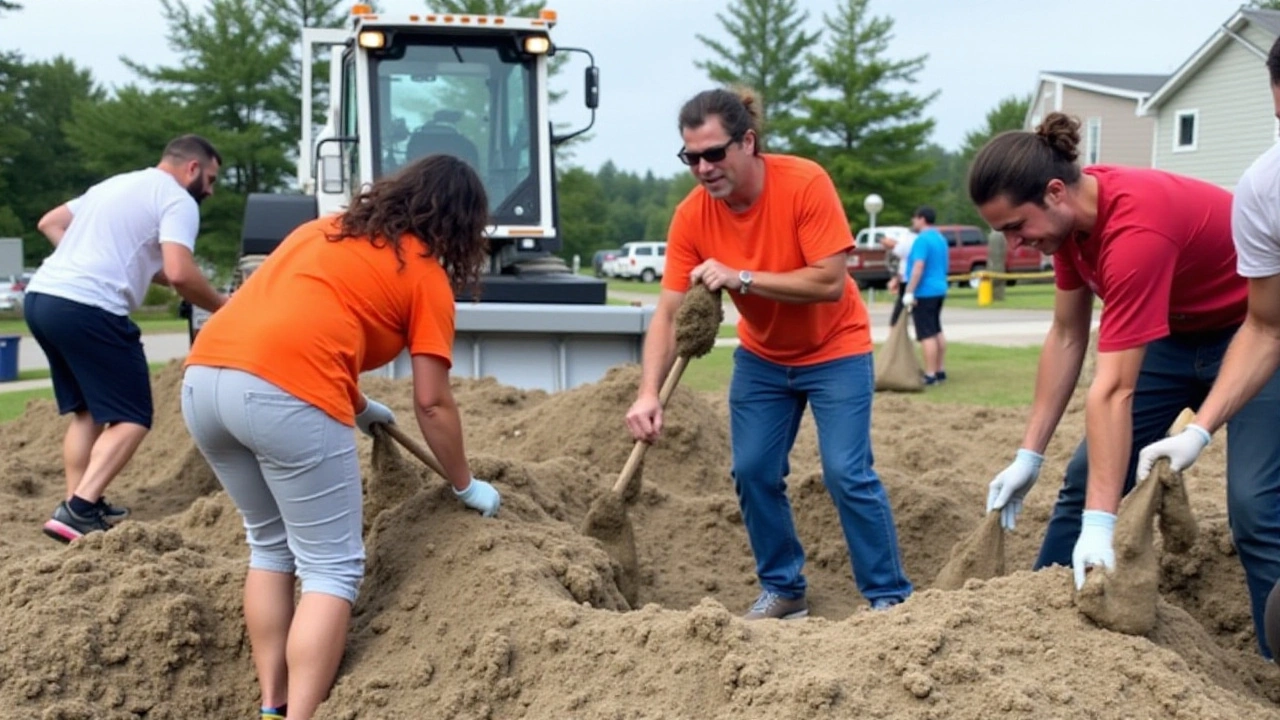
[1169,408,1196,437]
[611,355,691,495]
[377,422,449,478]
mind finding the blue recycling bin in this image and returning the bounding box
[0,334,19,382]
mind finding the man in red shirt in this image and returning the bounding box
[625,88,912,620]
[969,112,1280,657]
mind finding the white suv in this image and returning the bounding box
[611,241,666,282]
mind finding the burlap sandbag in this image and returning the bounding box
[875,311,924,392]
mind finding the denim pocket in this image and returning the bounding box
[244,391,327,472]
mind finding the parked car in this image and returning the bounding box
[592,248,623,278]
[855,225,915,249]
[611,241,667,282]
[847,225,1049,289]
[935,225,1047,288]
[0,273,26,312]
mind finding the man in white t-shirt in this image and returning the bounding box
[885,231,914,326]
[26,134,228,543]
[1137,36,1280,658]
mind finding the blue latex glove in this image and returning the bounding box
[1073,510,1117,590]
[986,449,1044,530]
[456,478,501,518]
[354,396,396,437]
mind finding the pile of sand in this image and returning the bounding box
[0,360,1276,719]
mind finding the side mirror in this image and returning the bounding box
[584,66,599,110]
[320,155,344,194]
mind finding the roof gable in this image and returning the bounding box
[1143,7,1280,112]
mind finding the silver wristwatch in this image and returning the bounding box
[738,270,753,294]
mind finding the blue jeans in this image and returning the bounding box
[1034,329,1280,656]
[729,347,913,603]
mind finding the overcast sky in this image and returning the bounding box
[3,0,1259,176]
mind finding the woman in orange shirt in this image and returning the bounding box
[181,154,500,720]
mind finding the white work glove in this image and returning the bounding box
[903,292,917,309]
[986,449,1044,530]
[1136,424,1211,482]
[455,478,501,517]
[1073,510,1117,590]
[354,396,396,437]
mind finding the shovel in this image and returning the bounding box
[581,282,723,607]
[375,422,449,478]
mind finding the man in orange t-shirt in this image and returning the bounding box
[625,88,913,620]
[182,155,500,720]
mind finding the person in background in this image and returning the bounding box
[884,231,914,326]
[1135,34,1280,660]
[902,206,949,384]
[181,154,502,720]
[971,112,1280,659]
[625,87,912,621]
[28,134,227,543]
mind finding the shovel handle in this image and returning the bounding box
[1168,408,1196,437]
[611,355,691,495]
[377,422,449,479]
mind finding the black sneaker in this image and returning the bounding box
[42,501,111,544]
[936,370,948,382]
[97,497,130,524]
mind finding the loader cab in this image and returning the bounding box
[299,12,601,302]
[358,32,543,229]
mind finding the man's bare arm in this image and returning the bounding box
[37,205,73,246]
[161,243,226,312]
[1020,286,1094,453]
[695,253,848,304]
[1194,274,1280,433]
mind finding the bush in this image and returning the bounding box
[143,284,178,308]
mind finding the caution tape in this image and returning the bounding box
[944,270,1055,283]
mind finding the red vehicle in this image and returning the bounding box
[937,225,1048,287]
[846,225,1049,289]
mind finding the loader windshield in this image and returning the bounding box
[372,36,540,224]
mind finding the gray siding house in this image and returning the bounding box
[1141,7,1280,188]
[1024,72,1166,168]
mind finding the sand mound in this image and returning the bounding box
[0,360,1276,718]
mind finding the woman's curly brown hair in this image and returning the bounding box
[327,154,490,297]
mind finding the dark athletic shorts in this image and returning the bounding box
[23,292,153,427]
[912,296,945,341]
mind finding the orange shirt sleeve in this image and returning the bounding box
[797,172,854,262]
[661,197,704,294]
[407,266,455,365]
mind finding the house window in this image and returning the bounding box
[1085,117,1102,165]
[1174,110,1198,152]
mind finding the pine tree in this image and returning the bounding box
[694,0,819,149]
[796,0,937,228]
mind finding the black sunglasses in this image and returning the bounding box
[677,136,741,166]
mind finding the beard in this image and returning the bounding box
[186,176,209,205]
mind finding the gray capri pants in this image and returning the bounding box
[181,365,365,603]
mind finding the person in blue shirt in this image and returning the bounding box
[903,206,949,384]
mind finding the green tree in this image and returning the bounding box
[261,0,351,143]
[694,0,820,148]
[796,0,938,229]
[64,0,304,269]
[1250,0,1280,9]
[0,1,21,13]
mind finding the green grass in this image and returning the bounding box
[0,387,54,421]
[680,342,1041,407]
[0,308,188,337]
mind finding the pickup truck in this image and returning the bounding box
[847,224,1049,289]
